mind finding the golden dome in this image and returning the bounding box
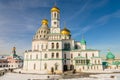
[13,47,16,51]
[51,6,60,13]
[61,27,70,35]
[41,19,48,25]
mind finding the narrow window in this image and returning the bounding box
[45,54,47,58]
[86,53,87,58]
[92,53,94,57]
[44,63,47,69]
[56,53,59,58]
[54,13,56,18]
[52,43,54,49]
[34,63,36,70]
[36,54,38,59]
[52,53,54,58]
[71,54,73,58]
[64,54,66,59]
[56,43,59,49]
[55,63,58,70]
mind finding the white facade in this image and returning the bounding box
[23,6,103,74]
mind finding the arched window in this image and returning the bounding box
[56,53,59,58]
[92,53,94,57]
[56,43,59,49]
[44,54,47,58]
[64,54,66,59]
[55,63,58,70]
[98,60,100,64]
[52,43,54,49]
[44,63,47,69]
[36,54,38,59]
[64,43,67,49]
[54,13,56,18]
[52,53,54,58]
[75,45,78,49]
[41,31,43,33]
[67,43,70,49]
[71,54,73,58]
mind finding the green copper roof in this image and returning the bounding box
[81,39,86,45]
[106,51,115,60]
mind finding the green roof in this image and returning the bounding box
[80,39,86,45]
[106,51,115,60]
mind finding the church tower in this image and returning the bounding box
[50,5,60,33]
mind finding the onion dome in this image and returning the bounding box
[81,39,86,45]
[51,6,60,13]
[13,47,16,51]
[61,27,71,35]
[106,51,115,60]
[41,19,48,25]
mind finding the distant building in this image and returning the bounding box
[0,47,23,69]
[103,50,120,69]
[23,5,103,74]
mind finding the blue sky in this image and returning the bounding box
[0,0,120,57]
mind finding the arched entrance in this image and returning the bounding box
[51,67,54,74]
[70,65,74,70]
[63,65,68,71]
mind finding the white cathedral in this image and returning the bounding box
[23,5,103,74]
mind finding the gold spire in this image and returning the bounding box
[61,23,70,35]
[51,3,60,13]
[41,19,48,25]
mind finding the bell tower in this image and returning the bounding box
[50,5,60,33]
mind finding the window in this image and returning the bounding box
[64,54,66,59]
[36,54,38,59]
[52,43,54,49]
[54,13,56,18]
[41,31,43,33]
[45,54,47,58]
[86,53,87,58]
[92,53,94,57]
[44,63,47,69]
[71,54,73,58]
[55,63,58,70]
[56,53,59,58]
[54,22,57,25]
[75,45,78,49]
[34,63,36,70]
[95,60,96,64]
[78,53,80,56]
[52,53,54,58]
[44,31,46,33]
[56,43,59,49]
[98,60,100,64]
